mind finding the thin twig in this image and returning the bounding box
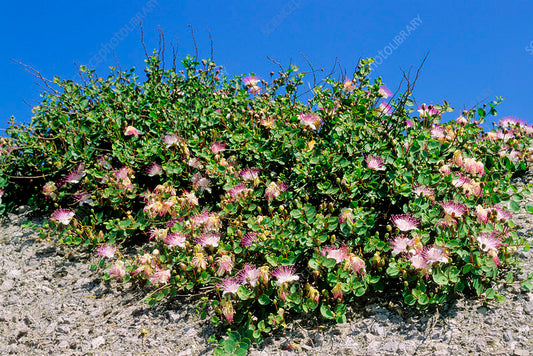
[299,51,317,89]
[139,22,149,59]
[158,26,166,69]
[10,59,59,94]
[112,51,123,72]
[266,56,285,73]
[207,26,214,61]
[188,25,198,59]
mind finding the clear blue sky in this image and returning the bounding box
[2,0,532,131]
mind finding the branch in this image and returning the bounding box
[207,26,214,61]
[139,22,149,59]
[11,59,59,95]
[188,24,199,59]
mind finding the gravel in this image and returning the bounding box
[1,167,533,355]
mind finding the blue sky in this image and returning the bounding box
[2,1,532,132]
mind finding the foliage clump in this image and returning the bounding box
[1,53,533,351]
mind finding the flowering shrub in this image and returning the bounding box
[1,53,533,352]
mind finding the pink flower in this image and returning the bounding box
[210,142,227,154]
[227,184,249,201]
[272,265,299,286]
[124,126,139,138]
[377,102,393,115]
[298,113,322,130]
[216,255,234,276]
[217,277,242,296]
[494,205,512,221]
[42,182,58,199]
[462,157,485,176]
[322,245,350,264]
[413,185,434,198]
[221,298,235,323]
[462,180,482,197]
[192,252,207,270]
[96,244,117,259]
[51,209,75,225]
[496,130,514,142]
[418,104,440,118]
[191,173,211,192]
[261,116,277,128]
[164,233,187,248]
[188,157,203,168]
[243,76,261,94]
[499,116,524,128]
[430,125,446,139]
[264,181,287,201]
[343,79,355,92]
[476,233,502,253]
[191,210,210,227]
[409,249,429,269]
[63,164,86,184]
[344,255,366,275]
[476,205,490,224]
[195,233,221,248]
[306,284,320,303]
[406,119,414,127]
[339,208,354,224]
[424,246,449,265]
[241,232,257,247]
[74,191,93,205]
[243,76,260,86]
[437,215,458,228]
[390,235,413,256]
[452,173,470,188]
[241,168,261,181]
[456,116,468,125]
[440,201,467,218]
[109,260,126,279]
[439,165,452,176]
[150,268,171,285]
[162,134,180,148]
[378,85,392,99]
[146,163,163,177]
[332,282,343,301]
[239,264,261,287]
[366,155,385,170]
[391,214,420,232]
[180,190,199,207]
[149,228,168,241]
[249,85,261,94]
[96,155,112,169]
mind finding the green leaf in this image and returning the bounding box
[510,200,520,212]
[237,286,253,300]
[258,294,271,305]
[386,265,399,278]
[290,209,302,219]
[308,259,319,270]
[320,304,335,319]
[521,280,533,291]
[526,204,533,214]
[418,294,429,305]
[485,288,496,300]
[222,339,236,354]
[404,294,416,306]
[322,258,337,269]
[432,269,448,286]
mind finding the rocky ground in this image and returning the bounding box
[1,168,533,355]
